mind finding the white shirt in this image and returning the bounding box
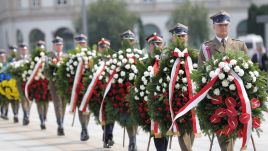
[216,36,228,44]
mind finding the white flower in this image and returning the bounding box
[213,59,218,65]
[112,59,117,64]
[125,64,130,70]
[73,61,78,66]
[143,80,148,85]
[147,66,153,71]
[135,96,139,100]
[221,80,229,87]
[175,83,180,89]
[114,74,118,79]
[40,52,45,57]
[223,65,230,73]
[227,75,234,81]
[230,60,237,66]
[193,63,198,69]
[176,76,179,81]
[163,83,167,88]
[248,60,253,65]
[118,78,123,83]
[89,75,93,79]
[112,54,117,58]
[181,61,185,64]
[118,50,123,54]
[159,78,163,83]
[99,76,103,80]
[129,73,135,78]
[118,55,124,60]
[182,78,187,83]
[222,56,228,61]
[242,63,249,69]
[71,71,74,75]
[202,77,207,83]
[253,87,258,92]
[170,59,174,63]
[219,73,225,80]
[229,84,236,91]
[140,85,145,90]
[179,70,184,75]
[218,62,226,68]
[77,57,82,62]
[144,96,148,101]
[28,70,32,74]
[129,76,134,81]
[111,65,116,70]
[133,69,138,74]
[120,71,125,77]
[162,88,166,93]
[140,91,145,97]
[126,49,132,53]
[166,76,170,81]
[67,74,70,77]
[206,65,212,72]
[129,58,135,64]
[238,69,244,77]
[182,86,187,92]
[122,58,127,64]
[34,57,39,62]
[156,86,161,91]
[144,71,149,77]
[83,57,88,61]
[253,71,259,77]
[252,76,256,83]
[213,88,220,96]
[209,71,215,78]
[234,66,240,73]
[146,90,150,94]
[246,83,252,89]
[131,65,136,71]
[135,87,139,93]
[34,76,40,81]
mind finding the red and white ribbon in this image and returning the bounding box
[79,61,106,113]
[24,57,44,101]
[230,70,252,149]
[69,59,84,113]
[201,43,211,61]
[99,68,118,125]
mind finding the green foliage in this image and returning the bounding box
[166,1,209,48]
[76,0,143,50]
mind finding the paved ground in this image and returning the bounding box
[0,102,268,151]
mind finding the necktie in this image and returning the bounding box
[221,39,226,48]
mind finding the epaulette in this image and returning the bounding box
[203,40,212,44]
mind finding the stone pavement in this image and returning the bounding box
[0,102,268,151]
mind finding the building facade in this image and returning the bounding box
[0,0,267,51]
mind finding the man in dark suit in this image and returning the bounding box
[252,46,267,71]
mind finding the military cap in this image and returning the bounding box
[210,10,230,24]
[19,43,28,49]
[74,34,87,43]
[36,40,45,48]
[120,30,135,40]
[9,45,17,51]
[146,32,163,44]
[169,23,188,35]
[98,38,111,47]
[52,36,63,44]
[0,49,6,56]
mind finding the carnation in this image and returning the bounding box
[238,69,244,77]
[73,61,78,66]
[170,59,174,63]
[140,85,145,90]
[234,66,240,73]
[118,78,123,83]
[202,77,207,83]
[175,83,180,89]
[229,84,236,91]
[223,65,230,72]
[213,88,220,96]
[119,55,124,60]
[246,83,252,89]
[156,86,161,91]
[179,70,184,75]
[182,78,187,83]
[227,75,234,81]
[117,62,122,66]
[140,91,144,97]
[230,59,237,66]
[144,96,148,101]
[159,78,163,83]
[221,80,229,87]
[253,86,258,92]
[126,49,132,53]
[125,64,130,70]
[144,71,149,77]
[122,58,127,64]
[209,71,215,78]
[129,58,135,64]
[135,96,139,100]
[120,71,125,77]
[147,66,153,71]
[182,86,187,92]
[206,65,212,72]
[219,73,225,80]
[163,67,168,72]
[218,62,226,68]
[114,74,119,79]
[242,63,249,69]
[253,71,259,77]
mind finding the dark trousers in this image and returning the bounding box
[154,137,168,151]
[1,101,9,117]
[102,123,114,143]
[11,101,19,117]
[217,135,235,151]
[178,131,195,151]
[36,101,49,125]
[78,110,90,129]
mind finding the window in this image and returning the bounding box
[31,0,41,8]
[57,0,67,5]
[29,29,45,50]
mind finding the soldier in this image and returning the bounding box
[146,33,169,151]
[8,45,20,123]
[48,36,67,135]
[120,30,138,151]
[198,11,247,151]
[0,50,10,120]
[74,34,90,141]
[36,40,46,50]
[169,23,195,151]
[18,43,32,126]
[97,38,115,148]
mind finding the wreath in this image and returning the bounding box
[191,51,268,142]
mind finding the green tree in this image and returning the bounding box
[166,1,209,48]
[76,0,144,50]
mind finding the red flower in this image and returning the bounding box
[210,96,223,105]
[163,92,167,97]
[237,129,243,138]
[118,83,124,88]
[223,125,234,136]
[226,107,238,117]
[252,117,261,128]
[113,104,118,108]
[157,107,162,111]
[210,115,221,124]
[119,88,125,94]
[119,108,123,113]
[216,129,224,136]
[111,84,116,88]
[228,117,238,130]
[251,98,260,109]
[214,108,227,117]
[225,97,236,107]
[125,82,131,87]
[239,113,250,124]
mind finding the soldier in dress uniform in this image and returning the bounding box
[97,38,115,148]
[36,40,46,50]
[120,30,138,151]
[169,23,195,151]
[48,36,67,135]
[0,50,10,120]
[146,33,169,151]
[17,43,32,125]
[198,11,247,151]
[74,34,90,141]
[8,45,20,123]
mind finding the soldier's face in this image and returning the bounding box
[98,45,108,53]
[172,34,188,43]
[128,39,135,46]
[20,48,28,56]
[54,44,63,52]
[0,54,6,63]
[79,42,87,47]
[213,23,229,38]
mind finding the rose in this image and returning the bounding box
[250,98,260,109]
[210,115,221,124]
[225,97,236,107]
[214,108,227,117]
[252,117,260,128]
[210,96,222,105]
[226,107,238,117]
[239,113,250,124]
[228,117,238,129]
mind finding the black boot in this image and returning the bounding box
[23,111,30,126]
[57,127,64,136]
[80,128,89,141]
[13,116,19,123]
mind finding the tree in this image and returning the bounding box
[166,1,209,48]
[76,0,144,50]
